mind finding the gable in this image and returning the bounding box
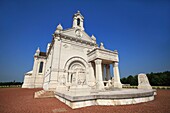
[61,28,93,42]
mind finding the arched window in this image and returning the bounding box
[77,18,80,26]
[39,62,43,73]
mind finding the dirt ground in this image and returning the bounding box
[0,88,170,113]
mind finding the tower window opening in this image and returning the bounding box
[77,18,80,26]
[39,62,44,73]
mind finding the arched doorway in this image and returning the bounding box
[64,57,88,87]
[69,61,86,85]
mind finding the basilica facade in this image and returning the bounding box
[22,11,122,91]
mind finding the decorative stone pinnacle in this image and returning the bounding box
[100,42,105,49]
[36,47,40,53]
[35,47,40,56]
[91,35,96,41]
[57,23,63,30]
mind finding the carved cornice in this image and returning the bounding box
[87,48,118,55]
[34,55,46,59]
[59,33,98,47]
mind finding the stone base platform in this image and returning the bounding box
[55,89,156,109]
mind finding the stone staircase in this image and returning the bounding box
[34,90,55,98]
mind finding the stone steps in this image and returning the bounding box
[34,90,55,98]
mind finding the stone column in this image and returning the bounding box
[112,62,122,88]
[106,64,110,80]
[95,59,104,90]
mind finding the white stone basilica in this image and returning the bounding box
[22,11,122,91]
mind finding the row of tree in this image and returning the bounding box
[0,81,23,86]
[120,71,170,86]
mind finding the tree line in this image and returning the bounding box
[120,71,170,86]
[0,81,23,86]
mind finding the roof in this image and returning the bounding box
[39,52,46,57]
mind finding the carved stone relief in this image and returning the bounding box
[68,61,86,86]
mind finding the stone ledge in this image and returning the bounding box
[55,89,155,102]
[55,94,155,109]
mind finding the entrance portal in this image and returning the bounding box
[68,61,86,86]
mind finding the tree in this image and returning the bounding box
[127,75,137,85]
[121,77,127,84]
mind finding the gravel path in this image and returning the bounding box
[0,88,169,113]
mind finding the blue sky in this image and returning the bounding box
[0,0,170,82]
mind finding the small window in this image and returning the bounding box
[39,62,44,73]
[77,18,80,26]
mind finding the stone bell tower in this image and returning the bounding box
[72,11,84,31]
